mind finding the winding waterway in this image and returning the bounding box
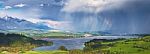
[33,36,140,51]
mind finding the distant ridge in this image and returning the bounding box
[0,16,52,30]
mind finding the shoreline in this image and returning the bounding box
[33,36,140,51]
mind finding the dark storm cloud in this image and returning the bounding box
[39,4,64,21]
[101,0,150,34]
[60,0,150,34]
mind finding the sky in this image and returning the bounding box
[0,0,150,34]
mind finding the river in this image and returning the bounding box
[33,36,140,51]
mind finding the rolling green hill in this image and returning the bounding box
[84,36,150,54]
[0,33,52,53]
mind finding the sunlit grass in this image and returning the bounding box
[103,36,150,54]
[23,51,68,54]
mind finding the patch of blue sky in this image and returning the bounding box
[0,1,4,9]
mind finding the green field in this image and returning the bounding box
[32,32,84,38]
[84,36,150,54]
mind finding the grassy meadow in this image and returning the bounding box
[84,36,150,54]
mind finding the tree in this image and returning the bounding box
[58,46,68,51]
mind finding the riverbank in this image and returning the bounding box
[33,36,139,50]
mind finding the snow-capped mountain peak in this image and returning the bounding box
[0,16,52,30]
[3,16,12,20]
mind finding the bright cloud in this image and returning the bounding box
[62,0,126,13]
[40,4,44,7]
[14,3,26,7]
[27,18,70,30]
[4,6,12,9]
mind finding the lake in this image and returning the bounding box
[33,36,140,51]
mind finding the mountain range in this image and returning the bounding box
[0,16,51,30]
